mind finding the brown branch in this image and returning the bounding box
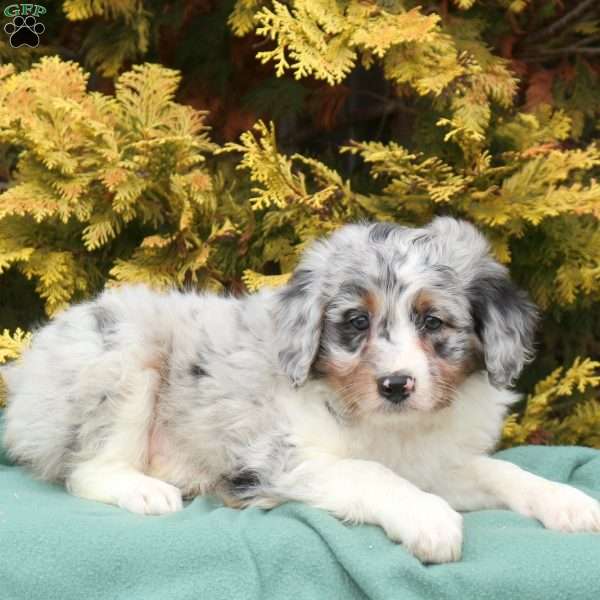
[281,99,416,147]
[520,46,600,62]
[526,0,599,45]
[571,34,600,48]
[545,47,600,55]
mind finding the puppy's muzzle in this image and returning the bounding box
[377,373,415,404]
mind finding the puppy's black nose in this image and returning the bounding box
[377,374,415,403]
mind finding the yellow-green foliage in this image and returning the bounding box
[0,329,31,407]
[62,0,516,152]
[226,118,600,311]
[229,0,517,156]
[63,1,150,77]
[0,328,31,365]
[502,358,600,447]
[0,57,246,316]
[252,2,440,84]
[63,0,143,20]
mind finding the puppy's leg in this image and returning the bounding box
[271,457,463,563]
[67,462,183,515]
[432,456,600,532]
[67,366,183,515]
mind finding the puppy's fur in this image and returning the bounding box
[3,218,600,563]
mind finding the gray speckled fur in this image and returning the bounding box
[2,217,537,505]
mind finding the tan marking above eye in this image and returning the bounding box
[364,291,380,316]
[413,290,434,315]
[413,291,456,329]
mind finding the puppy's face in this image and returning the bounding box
[275,219,537,419]
[313,265,480,417]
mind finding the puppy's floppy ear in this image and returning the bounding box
[426,217,538,388]
[274,242,329,387]
[468,266,538,388]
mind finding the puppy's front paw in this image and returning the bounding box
[533,484,600,533]
[387,494,463,564]
[118,476,183,516]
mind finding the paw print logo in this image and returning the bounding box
[4,15,45,48]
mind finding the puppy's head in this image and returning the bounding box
[274,218,537,417]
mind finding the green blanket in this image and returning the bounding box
[2,415,600,600]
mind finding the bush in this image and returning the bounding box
[1,1,599,445]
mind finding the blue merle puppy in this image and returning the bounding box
[3,217,600,563]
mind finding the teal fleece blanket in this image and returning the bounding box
[2,417,600,600]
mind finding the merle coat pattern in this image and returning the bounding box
[4,218,599,563]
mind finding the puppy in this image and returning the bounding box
[3,218,600,563]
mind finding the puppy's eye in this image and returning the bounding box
[424,315,443,331]
[349,314,370,331]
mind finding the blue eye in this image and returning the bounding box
[424,315,443,331]
[350,314,370,331]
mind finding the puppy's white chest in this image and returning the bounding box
[341,420,448,490]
